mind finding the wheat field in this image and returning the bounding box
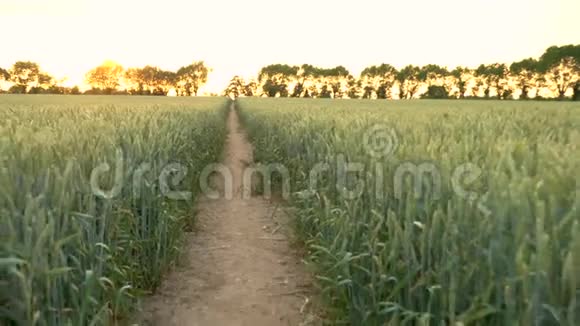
[1,96,579,325]
[239,98,580,325]
[0,96,228,325]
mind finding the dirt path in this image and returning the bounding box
[139,102,314,326]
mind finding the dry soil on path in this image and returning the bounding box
[139,102,315,326]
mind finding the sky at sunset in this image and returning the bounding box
[1,0,578,94]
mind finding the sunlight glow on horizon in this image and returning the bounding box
[1,0,578,94]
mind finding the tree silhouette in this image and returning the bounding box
[545,58,580,99]
[313,66,350,98]
[224,75,245,98]
[258,64,298,97]
[417,65,449,99]
[510,58,539,99]
[292,64,313,97]
[125,68,146,94]
[244,79,258,97]
[86,62,124,94]
[449,67,472,98]
[176,61,209,96]
[6,61,56,93]
[9,61,41,91]
[476,63,509,99]
[28,73,54,94]
[419,64,448,86]
[397,65,421,99]
[0,67,9,81]
[538,45,580,99]
[346,75,361,99]
[360,64,398,99]
[158,70,177,95]
[125,66,175,95]
[423,85,449,99]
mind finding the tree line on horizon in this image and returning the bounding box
[225,45,580,101]
[1,44,578,100]
[0,61,210,96]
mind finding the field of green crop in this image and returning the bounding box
[0,95,228,325]
[239,98,579,325]
[1,95,578,326]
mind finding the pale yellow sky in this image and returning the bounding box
[0,0,578,93]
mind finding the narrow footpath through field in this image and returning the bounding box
[139,102,314,326]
